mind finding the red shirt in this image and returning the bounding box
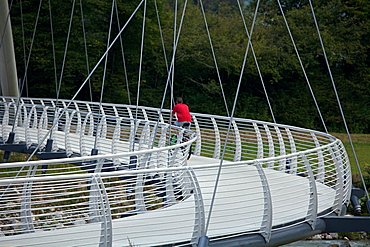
[172,103,192,122]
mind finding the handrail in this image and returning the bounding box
[0,96,352,246]
[0,138,343,181]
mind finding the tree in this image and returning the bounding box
[7,0,370,133]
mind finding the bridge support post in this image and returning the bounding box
[2,131,15,162]
[41,139,53,174]
[0,0,19,97]
[197,235,209,247]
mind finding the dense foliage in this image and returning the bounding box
[7,0,370,133]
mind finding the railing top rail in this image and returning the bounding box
[0,135,196,168]
[0,138,342,183]
[4,96,336,140]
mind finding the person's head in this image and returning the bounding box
[176,97,183,104]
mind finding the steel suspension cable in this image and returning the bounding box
[17,0,80,162]
[277,0,328,133]
[25,0,146,162]
[308,0,369,202]
[55,0,75,102]
[0,1,25,166]
[79,0,93,102]
[204,0,261,236]
[154,0,176,107]
[158,0,188,122]
[131,0,147,152]
[134,0,147,122]
[93,0,116,152]
[48,0,58,102]
[4,0,45,181]
[114,0,131,105]
[153,0,178,109]
[20,0,28,97]
[150,0,189,149]
[237,0,276,123]
[199,0,230,117]
[170,0,178,115]
[50,0,76,140]
[10,0,43,134]
[154,0,169,73]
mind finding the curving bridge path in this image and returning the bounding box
[0,97,352,246]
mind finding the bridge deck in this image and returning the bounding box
[0,98,349,246]
[1,155,335,247]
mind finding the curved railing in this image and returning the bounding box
[0,97,351,246]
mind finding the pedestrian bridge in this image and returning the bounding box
[0,97,351,246]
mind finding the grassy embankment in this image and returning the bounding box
[331,133,370,185]
[2,133,369,176]
[331,133,370,241]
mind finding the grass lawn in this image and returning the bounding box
[331,133,370,183]
[2,132,369,179]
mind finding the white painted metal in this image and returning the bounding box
[0,0,19,97]
[0,97,352,246]
[255,160,272,243]
[192,115,202,156]
[311,132,325,183]
[331,144,345,215]
[301,153,318,230]
[253,122,263,159]
[232,120,241,162]
[211,117,220,159]
[286,128,297,174]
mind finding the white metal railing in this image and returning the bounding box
[0,97,344,159]
[0,97,352,246]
